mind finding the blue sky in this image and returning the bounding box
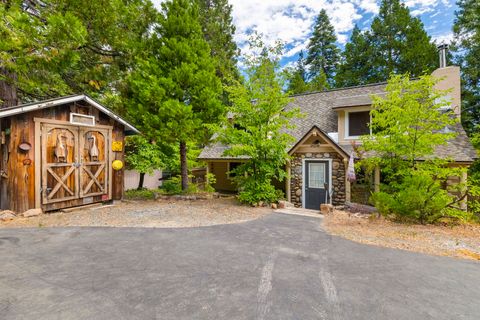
[152,0,457,67]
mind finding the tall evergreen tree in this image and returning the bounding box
[125,0,223,191]
[368,0,437,82]
[453,0,480,135]
[286,51,309,94]
[335,26,374,87]
[305,9,340,87]
[0,0,157,107]
[196,0,239,82]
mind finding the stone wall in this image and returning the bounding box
[290,152,346,207]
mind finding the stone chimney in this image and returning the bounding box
[431,44,461,118]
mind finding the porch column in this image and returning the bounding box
[205,162,210,185]
[460,170,468,211]
[374,166,380,193]
[286,162,291,202]
[343,158,351,203]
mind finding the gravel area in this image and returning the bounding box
[324,210,480,261]
[0,198,272,228]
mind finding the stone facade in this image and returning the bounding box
[290,152,346,207]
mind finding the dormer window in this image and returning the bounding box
[346,111,370,138]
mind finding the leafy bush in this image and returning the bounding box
[186,175,200,194]
[237,179,284,205]
[160,176,182,194]
[370,192,395,216]
[467,159,480,221]
[204,173,216,193]
[370,174,472,224]
[125,189,157,200]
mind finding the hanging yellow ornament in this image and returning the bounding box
[112,160,123,171]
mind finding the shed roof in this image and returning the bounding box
[0,94,139,134]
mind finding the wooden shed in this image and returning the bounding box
[0,94,138,213]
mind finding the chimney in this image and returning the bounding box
[437,43,448,68]
[432,44,461,118]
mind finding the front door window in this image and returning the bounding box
[308,163,325,188]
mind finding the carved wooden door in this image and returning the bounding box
[41,123,111,205]
[41,124,80,204]
[79,128,109,198]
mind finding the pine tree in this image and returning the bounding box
[335,26,374,87]
[125,0,223,191]
[453,0,480,135]
[305,9,340,87]
[368,0,437,82]
[196,0,239,82]
[0,0,157,107]
[286,51,308,94]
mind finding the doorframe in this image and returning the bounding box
[302,158,332,209]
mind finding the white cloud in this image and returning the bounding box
[431,32,454,44]
[151,0,453,60]
[229,0,369,56]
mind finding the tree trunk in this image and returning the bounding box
[0,68,18,108]
[180,141,188,191]
[137,172,145,190]
[0,67,18,210]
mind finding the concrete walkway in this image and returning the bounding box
[0,213,479,319]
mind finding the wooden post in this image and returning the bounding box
[343,158,351,203]
[205,162,210,185]
[374,166,380,193]
[286,161,291,202]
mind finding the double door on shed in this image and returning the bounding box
[37,120,112,210]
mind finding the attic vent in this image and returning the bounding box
[70,113,95,126]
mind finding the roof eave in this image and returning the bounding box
[0,94,139,135]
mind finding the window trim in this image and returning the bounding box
[345,110,372,139]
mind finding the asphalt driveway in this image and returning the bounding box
[1,212,479,319]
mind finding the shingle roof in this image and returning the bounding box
[339,123,478,162]
[432,124,478,162]
[198,82,478,163]
[283,83,387,147]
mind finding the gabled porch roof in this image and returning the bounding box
[288,125,350,159]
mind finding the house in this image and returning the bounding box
[0,94,138,213]
[199,56,478,210]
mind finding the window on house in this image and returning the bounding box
[228,162,242,178]
[347,111,370,137]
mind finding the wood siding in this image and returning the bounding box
[208,162,236,192]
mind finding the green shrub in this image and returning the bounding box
[204,173,216,193]
[370,174,472,224]
[237,179,283,205]
[186,175,200,194]
[161,176,182,194]
[125,189,157,200]
[370,192,395,216]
